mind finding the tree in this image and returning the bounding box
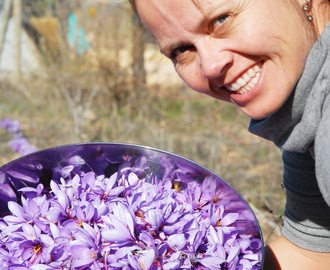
[131,13,146,90]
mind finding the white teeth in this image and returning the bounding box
[227,65,261,94]
[236,78,246,87]
[243,74,250,82]
[248,69,256,77]
[229,83,240,91]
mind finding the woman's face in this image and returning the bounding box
[135,0,316,119]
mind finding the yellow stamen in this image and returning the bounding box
[91,252,96,260]
[216,220,222,227]
[34,244,42,254]
[173,182,181,191]
[135,209,144,218]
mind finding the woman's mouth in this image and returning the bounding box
[226,64,261,95]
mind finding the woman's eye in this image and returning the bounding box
[170,45,194,61]
[214,14,229,27]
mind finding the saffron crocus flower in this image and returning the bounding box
[4,196,49,231]
[0,118,21,134]
[102,215,136,245]
[1,118,37,156]
[0,143,263,269]
[70,225,102,268]
[9,137,38,156]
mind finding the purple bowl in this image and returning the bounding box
[0,142,264,269]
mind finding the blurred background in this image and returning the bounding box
[0,0,284,243]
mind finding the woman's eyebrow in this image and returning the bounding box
[159,42,178,56]
[159,23,208,57]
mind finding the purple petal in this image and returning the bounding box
[221,213,239,226]
[227,244,240,263]
[250,238,263,251]
[139,249,155,269]
[145,209,162,230]
[71,244,94,259]
[163,261,181,270]
[7,201,24,220]
[0,183,16,203]
[198,256,226,268]
[102,228,134,243]
[167,234,186,250]
[127,253,143,270]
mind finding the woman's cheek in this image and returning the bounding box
[176,65,207,94]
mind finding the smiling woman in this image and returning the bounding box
[129,0,330,269]
[133,0,319,119]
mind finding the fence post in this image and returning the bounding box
[0,0,12,65]
[131,13,146,88]
[13,0,22,78]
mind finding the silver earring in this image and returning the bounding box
[302,0,313,22]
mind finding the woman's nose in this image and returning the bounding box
[198,38,233,80]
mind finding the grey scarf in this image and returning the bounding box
[248,22,330,203]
